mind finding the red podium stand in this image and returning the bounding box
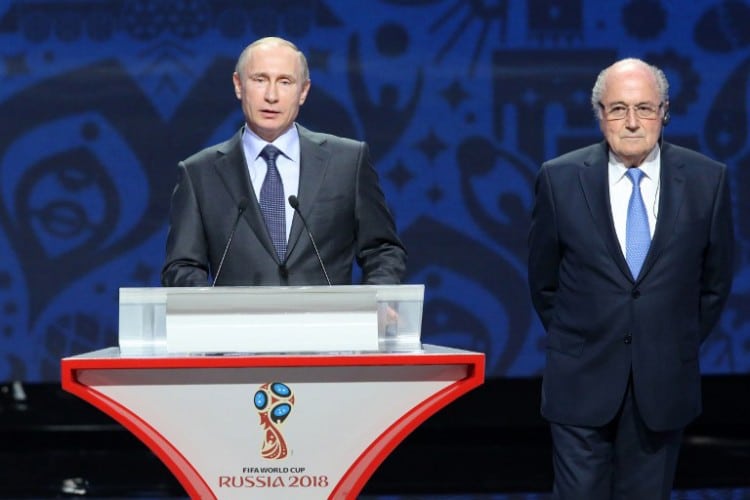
[60,286,484,499]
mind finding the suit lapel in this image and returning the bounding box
[578,142,633,280]
[579,141,687,283]
[638,142,686,279]
[285,125,331,257]
[214,129,278,260]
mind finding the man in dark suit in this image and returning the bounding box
[161,37,406,286]
[528,58,734,499]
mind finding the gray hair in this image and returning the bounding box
[235,37,310,82]
[591,58,669,120]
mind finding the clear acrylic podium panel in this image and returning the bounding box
[118,285,424,356]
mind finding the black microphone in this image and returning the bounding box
[288,195,331,286]
[212,197,250,287]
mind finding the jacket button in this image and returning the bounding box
[631,289,641,298]
[624,335,632,344]
[278,265,289,279]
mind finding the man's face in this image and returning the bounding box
[599,62,665,167]
[232,43,310,142]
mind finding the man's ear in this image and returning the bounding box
[232,72,242,100]
[299,79,311,105]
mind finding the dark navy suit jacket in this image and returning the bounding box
[161,124,406,286]
[528,141,734,431]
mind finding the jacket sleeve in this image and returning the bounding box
[353,142,407,284]
[527,164,560,330]
[160,162,211,286]
[699,163,735,341]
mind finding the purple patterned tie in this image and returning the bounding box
[259,145,286,261]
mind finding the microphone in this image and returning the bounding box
[212,197,250,287]
[288,195,331,286]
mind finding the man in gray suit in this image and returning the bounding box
[528,58,734,499]
[162,37,406,286]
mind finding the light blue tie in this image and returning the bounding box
[259,145,287,261]
[625,168,650,278]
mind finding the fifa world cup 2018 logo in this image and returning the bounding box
[253,382,295,460]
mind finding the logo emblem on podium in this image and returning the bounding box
[253,382,295,459]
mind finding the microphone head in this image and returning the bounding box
[288,195,299,209]
[238,197,250,211]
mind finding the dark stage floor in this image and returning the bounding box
[1,376,748,498]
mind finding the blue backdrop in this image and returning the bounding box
[1,0,749,382]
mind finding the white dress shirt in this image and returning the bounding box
[608,146,660,257]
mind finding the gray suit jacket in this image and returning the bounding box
[528,141,734,431]
[161,124,406,286]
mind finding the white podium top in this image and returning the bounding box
[118,285,424,356]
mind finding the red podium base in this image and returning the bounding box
[61,345,484,499]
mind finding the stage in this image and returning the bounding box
[1,376,748,498]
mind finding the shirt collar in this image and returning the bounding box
[608,144,660,183]
[241,123,299,161]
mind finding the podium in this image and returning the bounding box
[61,286,485,499]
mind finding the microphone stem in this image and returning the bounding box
[307,227,331,286]
[212,204,247,286]
[289,196,331,286]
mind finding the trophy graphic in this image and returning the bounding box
[253,382,295,459]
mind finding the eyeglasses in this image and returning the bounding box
[599,102,663,121]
